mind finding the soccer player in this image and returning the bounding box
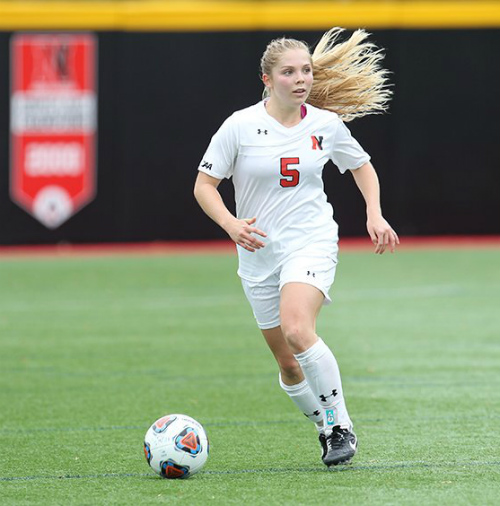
[194,28,399,466]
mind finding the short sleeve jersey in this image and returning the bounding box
[198,101,370,282]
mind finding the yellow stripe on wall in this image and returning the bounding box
[1,1,500,30]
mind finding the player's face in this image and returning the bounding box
[264,49,313,108]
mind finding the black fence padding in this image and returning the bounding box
[0,29,499,245]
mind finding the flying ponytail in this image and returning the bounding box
[308,28,392,121]
[260,28,392,121]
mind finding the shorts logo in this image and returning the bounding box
[307,270,316,278]
[326,409,335,426]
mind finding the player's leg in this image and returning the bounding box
[261,326,324,432]
[279,255,357,466]
[280,282,352,427]
[241,275,323,432]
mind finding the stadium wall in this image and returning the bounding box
[1,1,499,245]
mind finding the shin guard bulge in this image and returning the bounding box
[294,338,352,433]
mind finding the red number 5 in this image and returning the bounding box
[280,157,300,187]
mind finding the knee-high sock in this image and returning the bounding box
[294,338,352,433]
[279,374,324,432]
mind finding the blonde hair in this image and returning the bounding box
[260,28,392,122]
[260,37,310,82]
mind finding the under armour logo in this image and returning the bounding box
[319,389,338,402]
[304,410,321,419]
[257,129,268,135]
[311,135,324,150]
[307,271,316,278]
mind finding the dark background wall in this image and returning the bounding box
[1,29,499,245]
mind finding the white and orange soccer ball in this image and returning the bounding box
[143,414,209,479]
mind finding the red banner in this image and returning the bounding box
[10,33,97,229]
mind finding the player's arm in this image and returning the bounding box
[350,161,399,254]
[194,172,267,252]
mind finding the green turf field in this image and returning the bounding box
[1,247,499,505]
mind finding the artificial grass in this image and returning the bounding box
[1,248,499,505]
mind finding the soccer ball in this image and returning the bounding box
[143,414,209,479]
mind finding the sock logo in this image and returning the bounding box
[326,409,335,426]
[304,410,321,419]
[319,389,338,402]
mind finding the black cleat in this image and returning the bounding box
[322,426,357,466]
[318,432,328,460]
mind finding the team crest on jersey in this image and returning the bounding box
[311,135,324,150]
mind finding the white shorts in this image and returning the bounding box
[241,249,338,330]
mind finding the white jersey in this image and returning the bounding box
[198,101,370,282]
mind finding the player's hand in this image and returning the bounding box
[226,217,267,252]
[367,216,399,254]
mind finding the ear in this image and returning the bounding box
[262,73,272,90]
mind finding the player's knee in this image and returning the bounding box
[280,320,314,354]
[281,321,300,344]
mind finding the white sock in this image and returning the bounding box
[279,374,324,432]
[294,338,352,434]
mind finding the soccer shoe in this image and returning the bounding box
[322,426,357,466]
[318,432,328,460]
